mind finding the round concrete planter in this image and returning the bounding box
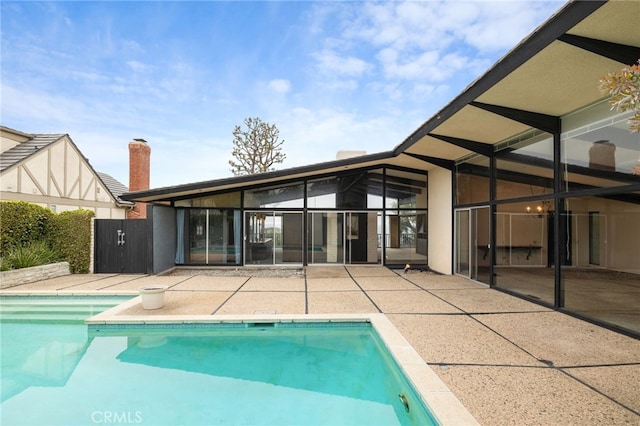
[138,285,168,310]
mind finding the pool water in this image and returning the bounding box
[0,297,438,426]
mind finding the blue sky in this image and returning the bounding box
[1,0,565,189]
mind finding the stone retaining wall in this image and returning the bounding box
[0,262,70,289]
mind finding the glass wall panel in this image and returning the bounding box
[385,210,427,265]
[562,112,638,189]
[206,209,241,265]
[307,177,337,208]
[455,207,490,284]
[277,212,303,264]
[307,212,345,264]
[177,209,241,265]
[244,182,304,208]
[187,209,207,264]
[245,212,276,265]
[494,202,554,304]
[456,156,489,205]
[495,134,553,200]
[385,170,427,209]
[245,211,303,265]
[455,210,470,276]
[191,192,241,208]
[346,212,382,264]
[562,195,640,334]
[307,170,383,209]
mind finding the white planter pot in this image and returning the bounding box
[139,286,168,310]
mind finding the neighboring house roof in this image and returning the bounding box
[96,172,134,206]
[1,126,134,207]
[0,133,65,172]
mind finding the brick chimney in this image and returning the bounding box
[128,138,150,219]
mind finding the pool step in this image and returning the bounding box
[0,297,132,322]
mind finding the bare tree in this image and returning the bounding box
[229,117,286,176]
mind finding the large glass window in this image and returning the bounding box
[245,211,303,265]
[562,195,640,334]
[456,156,490,205]
[494,202,554,305]
[191,192,241,208]
[385,210,427,265]
[495,133,554,200]
[562,111,638,190]
[307,212,344,264]
[177,209,241,265]
[307,169,384,209]
[346,212,382,264]
[244,182,304,208]
[385,169,427,209]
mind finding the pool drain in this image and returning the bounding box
[398,394,410,413]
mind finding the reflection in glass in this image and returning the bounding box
[180,209,240,265]
[346,212,381,264]
[494,202,554,305]
[494,134,553,200]
[307,170,384,209]
[245,183,304,208]
[456,156,490,205]
[307,212,344,264]
[562,196,640,334]
[187,209,207,264]
[385,170,427,209]
[245,212,303,265]
[385,211,427,265]
[562,113,639,189]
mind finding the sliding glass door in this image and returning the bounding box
[245,211,303,265]
[455,207,490,284]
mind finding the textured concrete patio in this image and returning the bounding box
[2,265,639,425]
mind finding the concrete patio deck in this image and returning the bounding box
[2,265,638,425]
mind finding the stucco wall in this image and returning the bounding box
[428,167,452,274]
[151,205,176,274]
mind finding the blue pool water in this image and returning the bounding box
[0,296,438,426]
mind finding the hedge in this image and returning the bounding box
[51,209,94,273]
[0,201,94,273]
[0,201,56,255]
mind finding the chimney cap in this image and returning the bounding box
[133,138,147,143]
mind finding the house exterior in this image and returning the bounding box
[0,126,133,218]
[123,1,639,336]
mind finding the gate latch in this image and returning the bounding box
[117,229,126,246]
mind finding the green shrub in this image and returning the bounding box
[0,201,94,273]
[50,209,94,273]
[0,241,61,271]
[0,201,56,256]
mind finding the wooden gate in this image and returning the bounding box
[94,219,148,273]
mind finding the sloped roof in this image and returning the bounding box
[96,172,134,206]
[1,127,134,207]
[0,133,65,172]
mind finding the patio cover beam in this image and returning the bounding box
[470,102,560,134]
[428,134,494,157]
[558,34,640,66]
[405,153,455,170]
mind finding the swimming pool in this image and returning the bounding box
[0,295,477,425]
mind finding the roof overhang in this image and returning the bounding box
[394,0,640,163]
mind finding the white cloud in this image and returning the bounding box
[313,49,372,77]
[126,60,152,73]
[267,79,292,94]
